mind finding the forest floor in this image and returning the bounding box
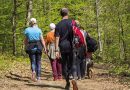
[0,58,130,90]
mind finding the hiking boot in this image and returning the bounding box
[65,82,70,90]
[71,79,78,90]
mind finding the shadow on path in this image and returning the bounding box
[25,83,65,89]
[41,70,53,80]
[5,72,30,83]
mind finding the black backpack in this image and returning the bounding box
[86,33,98,52]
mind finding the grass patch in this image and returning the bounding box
[0,54,29,77]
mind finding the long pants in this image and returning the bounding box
[72,53,86,79]
[77,58,86,78]
[72,50,78,79]
[29,53,42,79]
[61,52,73,83]
[72,45,86,79]
[50,59,62,79]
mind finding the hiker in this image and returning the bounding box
[72,20,87,80]
[85,32,94,78]
[55,8,78,90]
[24,18,46,81]
[45,23,62,81]
[79,26,88,79]
[83,28,98,78]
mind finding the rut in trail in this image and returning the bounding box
[0,60,129,90]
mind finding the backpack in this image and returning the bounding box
[86,33,98,52]
[71,20,85,48]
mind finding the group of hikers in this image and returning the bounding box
[24,8,97,90]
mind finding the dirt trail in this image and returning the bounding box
[0,60,129,90]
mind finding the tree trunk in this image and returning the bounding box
[25,0,33,26]
[12,0,17,55]
[95,0,102,55]
[118,12,127,61]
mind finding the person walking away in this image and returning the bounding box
[55,8,78,90]
[79,26,88,79]
[24,18,46,82]
[72,20,87,80]
[45,23,62,81]
[85,32,94,78]
[84,29,97,78]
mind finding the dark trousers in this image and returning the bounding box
[29,53,42,78]
[72,45,86,78]
[81,59,86,78]
[50,59,62,78]
[72,50,78,79]
[61,52,73,83]
[78,45,86,78]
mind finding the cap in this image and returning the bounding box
[30,18,37,23]
[50,23,56,30]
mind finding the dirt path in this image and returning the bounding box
[0,60,129,90]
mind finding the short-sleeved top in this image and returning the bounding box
[45,31,55,44]
[24,26,43,42]
[55,19,73,43]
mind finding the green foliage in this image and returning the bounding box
[109,64,130,76]
[0,0,130,76]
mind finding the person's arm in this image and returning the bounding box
[39,28,47,53]
[83,34,87,49]
[24,37,28,45]
[55,36,59,52]
[82,30,87,52]
[55,24,60,58]
[55,36,60,58]
[40,35,47,52]
[24,29,28,46]
[45,35,49,53]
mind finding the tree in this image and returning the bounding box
[12,0,17,55]
[25,0,33,26]
[95,0,102,56]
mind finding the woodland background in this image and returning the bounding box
[0,0,130,76]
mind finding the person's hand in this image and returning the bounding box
[46,49,49,53]
[56,51,60,59]
[44,49,47,54]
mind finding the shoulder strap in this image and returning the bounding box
[60,30,68,41]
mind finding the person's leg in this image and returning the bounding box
[86,52,93,78]
[77,57,81,80]
[29,54,36,81]
[80,58,86,79]
[56,58,62,79]
[68,52,78,90]
[61,53,70,89]
[72,51,78,79]
[35,53,42,80]
[78,46,86,79]
[50,59,58,81]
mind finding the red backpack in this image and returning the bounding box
[71,20,85,48]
